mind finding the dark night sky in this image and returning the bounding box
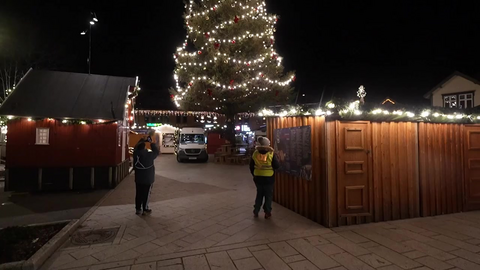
[1,0,480,109]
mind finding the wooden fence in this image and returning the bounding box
[266,116,326,224]
[267,117,480,227]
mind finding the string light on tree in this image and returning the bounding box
[170,0,295,142]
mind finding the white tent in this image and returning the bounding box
[154,125,177,154]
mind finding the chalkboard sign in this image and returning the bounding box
[273,126,312,181]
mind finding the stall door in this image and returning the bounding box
[336,121,372,222]
[464,125,480,211]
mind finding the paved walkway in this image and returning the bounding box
[43,155,480,270]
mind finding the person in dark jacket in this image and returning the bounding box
[133,136,159,215]
[250,136,280,219]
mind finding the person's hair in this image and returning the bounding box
[137,142,146,150]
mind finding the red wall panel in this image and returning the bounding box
[7,119,121,168]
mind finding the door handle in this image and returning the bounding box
[366,150,371,155]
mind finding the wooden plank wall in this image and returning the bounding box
[418,123,465,216]
[266,116,326,224]
[371,122,420,222]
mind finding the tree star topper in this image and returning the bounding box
[357,85,367,104]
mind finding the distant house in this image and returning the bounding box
[381,98,396,105]
[424,71,480,109]
[0,69,137,192]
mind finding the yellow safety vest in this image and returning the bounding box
[253,151,274,177]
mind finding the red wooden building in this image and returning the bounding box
[0,69,137,192]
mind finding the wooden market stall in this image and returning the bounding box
[266,115,480,227]
[0,69,137,192]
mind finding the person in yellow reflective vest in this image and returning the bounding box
[249,137,280,219]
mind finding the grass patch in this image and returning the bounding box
[0,222,67,264]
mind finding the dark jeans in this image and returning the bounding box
[253,177,274,214]
[135,183,152,211]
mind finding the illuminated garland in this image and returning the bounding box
[258,101,480,123]
[4,117,119,125]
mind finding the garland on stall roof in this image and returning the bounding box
[4,116,119,126]
[135,110,256,118]
[136,110,223,117]
[257,100,480,124]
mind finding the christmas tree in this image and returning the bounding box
[171,0,295,138]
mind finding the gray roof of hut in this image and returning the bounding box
[0,69,136,120]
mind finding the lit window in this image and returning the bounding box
[459,93,474,109]
[444,95,457,108]
[36,128,49,145]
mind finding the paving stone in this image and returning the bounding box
[331,252,375,270]
[56,255,100,270]
[135,249,207,265]
[403,240,456,261]
[221,219,255,236]
[315,244,344,255]
[415,256,455,270]
[183,254,209,270]
[152,231,189,246]
[337,231,370,244]
[181,239,218,251]
[289,260,320,270]
[108,267,130,270]
[157,265,184,270]
[227,248,253,260]
[208,232,231,242]
[249,245,270,251]
[356,229,413,253]
[328,236,370,256]
[101,249,141,263]
[206,240,270,253]
[134,243,160,255]
[376,266,402,270]
[447,257,480,270]
[131,262,156,270]
[393,229,459,252]
[89,260,136,270]
[253,249,291,270]
[358,254,392,268]
[433,235,480,253]
[288,239,340,269]
[283,254,306,263]
[322,233,341,239]
[358,241,380,249]
[234,257,263,270]
[403,250,427,259]
[451,249,480,264]
[305,235,330,246]
[466,238,480,245]
[368,246,421,269]
[206,251,237,270]
[217,226,261,246]
[156,258,182,267]
[269,241,298,257]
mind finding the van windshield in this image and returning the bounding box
[180,134,205,144]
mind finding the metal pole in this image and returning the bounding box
[88,24,92,74]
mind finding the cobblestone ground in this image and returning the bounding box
[43,156,480,270]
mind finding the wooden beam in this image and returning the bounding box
[90,168,95,189]
[109,167,113,188]
[5,169,8,191]
[69,168,74,190]
[38,168,42,191]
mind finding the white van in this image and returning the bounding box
[175,127,208,162]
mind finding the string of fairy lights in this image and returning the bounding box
[172,0,295,108]
[1,83,140,127]
[258,86,480,123]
